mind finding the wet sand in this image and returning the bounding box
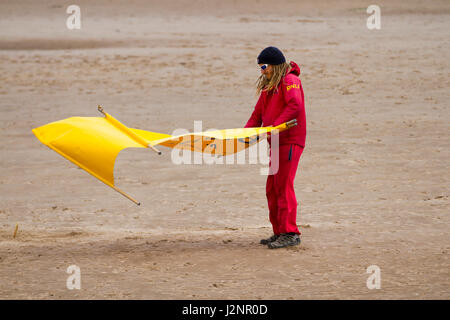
[0,0,449,299]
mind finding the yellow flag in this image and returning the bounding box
[32,106,297,205]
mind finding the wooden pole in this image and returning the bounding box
[13,223,18,238]
[98,105,105,115]
[148,143,162,155]
[99,105,162,155]
[285,119,298,128]
[111,185,141,206]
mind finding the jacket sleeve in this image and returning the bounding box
[244,94,264,128]
[273,77,302,127]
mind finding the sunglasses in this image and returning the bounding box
[260,64,269,70]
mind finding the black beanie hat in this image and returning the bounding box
[257,46,286,65]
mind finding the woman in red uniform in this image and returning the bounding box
[245,46,306,249]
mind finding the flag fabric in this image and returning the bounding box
[32,106,296,204]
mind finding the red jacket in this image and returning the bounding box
[245,61,306,147]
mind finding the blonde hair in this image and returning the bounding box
[256,62,291,95]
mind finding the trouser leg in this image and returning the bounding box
[273,144,303,235]
[266,174,279,235]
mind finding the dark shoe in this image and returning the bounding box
[260,234,279,245]
[267,233,300,249]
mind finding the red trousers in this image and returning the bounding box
[266,144,304,235]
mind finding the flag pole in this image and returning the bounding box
[98,105,162,155]
[97,105,142,205]
[147,143,162,155]
[111,185,141,206]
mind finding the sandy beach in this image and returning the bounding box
[0,0,449,299]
